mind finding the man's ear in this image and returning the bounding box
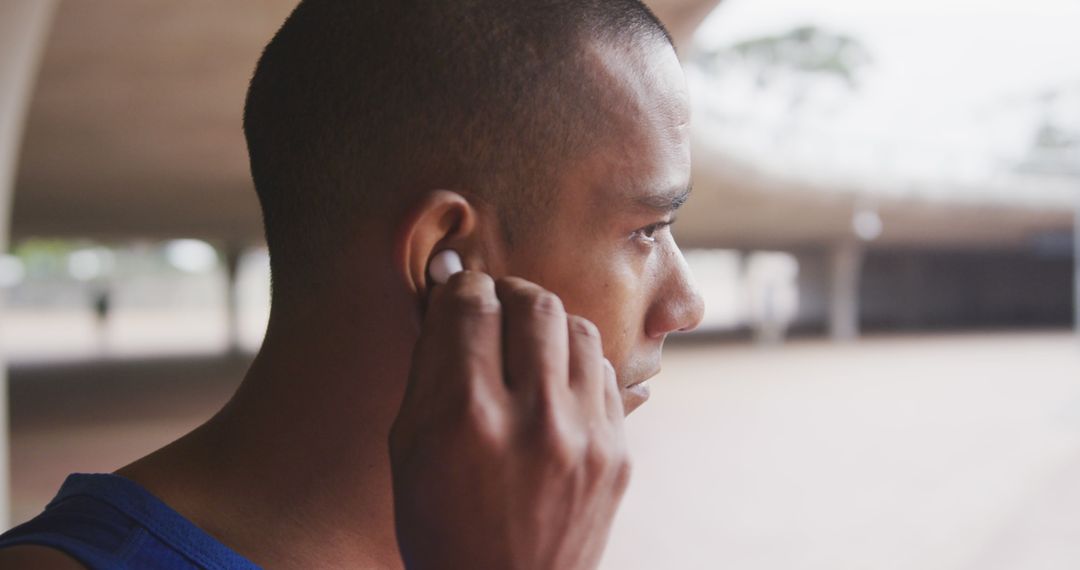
[394,190,484,297]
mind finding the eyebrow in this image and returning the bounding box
[633,182,693,214]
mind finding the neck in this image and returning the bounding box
[120,290,420,569]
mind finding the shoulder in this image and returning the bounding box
[0,545,87,569]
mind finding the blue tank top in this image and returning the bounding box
[0,473,260,569]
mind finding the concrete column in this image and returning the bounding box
[829,240,864,342]
[1074,187,1079,339]
[0,0,58,530]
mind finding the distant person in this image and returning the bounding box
[0,1,703,568]
[92,289,109,322]
[91,287,111,349]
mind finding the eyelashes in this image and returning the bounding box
[632,218,676,244]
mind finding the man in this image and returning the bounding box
[0,0,703,567]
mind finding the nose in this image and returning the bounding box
[644,245,705,338]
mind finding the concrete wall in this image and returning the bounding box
[0,0,59,529]
[860,249,1073,330]
[793,247,1074,334]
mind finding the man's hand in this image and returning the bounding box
[389,272,630,570]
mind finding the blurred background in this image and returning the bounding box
[1,0,1078,568]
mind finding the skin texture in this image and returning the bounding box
[0,37,703,570]
[0,545,85,569]
[496,41,702,415]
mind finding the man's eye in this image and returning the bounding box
[633,220,673,243]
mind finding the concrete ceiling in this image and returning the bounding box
[12,0,295,244]
[10,0,1073,252]
[676,150,1074,252]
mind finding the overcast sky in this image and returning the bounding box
[696,0,1080,110]
[688,0,1080,199]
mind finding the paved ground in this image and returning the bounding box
[8,331,1080,569]
[8,353,248,525]
[603,331,1080,570]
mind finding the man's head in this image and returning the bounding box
[244,0,703,412]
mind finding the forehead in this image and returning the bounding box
[573,39,692,211]
[588,38,691,128]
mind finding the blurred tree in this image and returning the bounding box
[693,25,872,112]
[1015,85,1080,177]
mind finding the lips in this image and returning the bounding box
[624,366,661,389]
[622,370,658,413]
[627,379,650,397]
[617,364,660,414]
[622,380,651,414]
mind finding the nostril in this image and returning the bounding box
[679,293,706,333]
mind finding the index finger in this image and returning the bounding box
[408,271,505,404]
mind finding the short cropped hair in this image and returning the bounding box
[244,0,672,296]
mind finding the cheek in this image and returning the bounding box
[558,253,649,361]
[510,240,652,365]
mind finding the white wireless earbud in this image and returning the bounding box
[428,249,464,285]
